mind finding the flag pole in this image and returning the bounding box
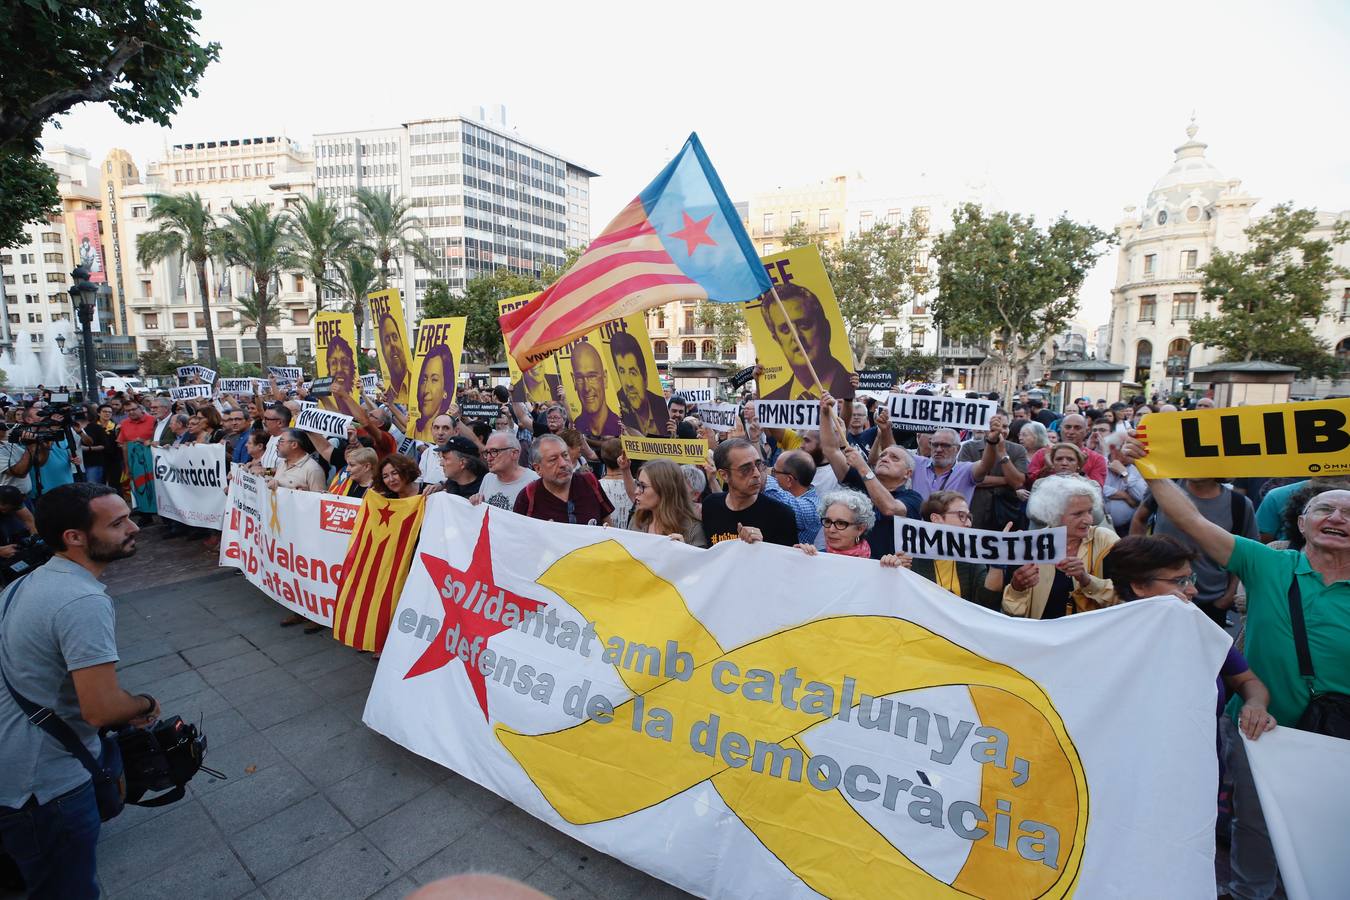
[767,284,849,443]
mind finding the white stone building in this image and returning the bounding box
[1105,122,1350,398]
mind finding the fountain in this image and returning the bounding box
[1,328,81,393]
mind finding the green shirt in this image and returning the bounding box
[1224,536,1350,726]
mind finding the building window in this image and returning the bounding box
[789,210,803,227]
[818,209,829,229]
[1185,206,1201,223]
[217,311,232,327]
[681,340,696,361]
[141,280,152,297]
[762,243,775,255]
[1139,295,1156,322]
[762,213,774,234]
[1134,340,1153,384]
[45,272,66,283]
[701,340,715,359]
[1143,254,1156,277]
[1165,339,1191,379]
[172,312,188,328]
[292,308,309,327]
[1172,292,1196,320]
[194,312,206,328]
[295,337,310,358]
[653,340,668,361]
[43,252,63,264]
[655,310,665,329]
[911,326,926,349]
[882,327,896,348]
[217,340,238,362]
[860,211,874,230]
[1180,250,1198,273]
[1343,288,1350,318]
[41,232,61,244]
[26,313,43,323]
[683,309,695,332]
[294,274,305,293]
[143,313,159,330]
[1337,337,1350,361]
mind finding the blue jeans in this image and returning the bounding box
[0,779,101,899]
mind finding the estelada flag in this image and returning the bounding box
[332,492,427,652]
[500,132,771,371]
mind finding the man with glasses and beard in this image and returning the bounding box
[376,309,411,403]
[609,331,668,437]
[569,341,620,438]
[0,484,158,899]
[702,438,797,546]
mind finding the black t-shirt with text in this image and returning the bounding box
[701,493,798,546]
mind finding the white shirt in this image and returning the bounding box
[261,434,281,470]
[478,469,539,511]
[418,445,442,485]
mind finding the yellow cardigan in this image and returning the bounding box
[1002,526,1120,618]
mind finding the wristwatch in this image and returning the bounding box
[998,455,1010,466]
[863,471,876,481]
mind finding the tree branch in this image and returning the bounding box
[4,37,145,145]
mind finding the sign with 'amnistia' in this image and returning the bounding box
[894,519,1066,565]
[363,497,1230,899]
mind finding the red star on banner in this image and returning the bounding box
[377,505,396,526]
[668,212,717,257]
[403,513,546,720]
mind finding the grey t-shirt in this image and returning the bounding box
[0,440,32,494]
[1149,485,1258,603]
[0,556,119,807]
[479,469,539,511]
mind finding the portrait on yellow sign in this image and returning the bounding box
[498,294,562,405]
[314,311,360,417]
[368,288,412,407]
[409,317,466,441]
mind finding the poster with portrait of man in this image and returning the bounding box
[314,311,361,417]
[600,314,668,437]
[368,288,412,407]
[410,317,466,442]
[557,333,623,439]
[744,245,856,400]
[497,293,562,405]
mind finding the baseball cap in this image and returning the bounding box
[438,436,480,457]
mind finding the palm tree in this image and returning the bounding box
[217,201,295,370]
[137,193,223,369]
[336,248,379,348]
[287,194,355,315]
[352,187,437,289]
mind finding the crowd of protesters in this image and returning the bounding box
[2,373,1344,900]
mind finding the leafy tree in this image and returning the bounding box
[137,193,224,369]
[137,339,192,377]
[540,243,588,283]
[335,248,379,348]
[931,204,1114,398]
[696,301,745,359]
[878,348,941,381]
[216,359,262,377]
[287,194,355,315]
[352,188,437,288]
[423,270,546,363]
[217,201,294,370]
[0,154,59,250]
[1190,203,1348,379]
[0,1,218,246]
[782,217,933,366]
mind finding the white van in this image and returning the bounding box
[98,371,146,394]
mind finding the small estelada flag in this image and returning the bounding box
[332,492,427,652]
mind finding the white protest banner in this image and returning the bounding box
[1244,728,1350,900]
[168,383,213,402]
[151,443,227,529]
[177,364,217,383]
[887,392,997,431]
[268,365,303,383]
[683,388,714,405]
[366,497,1230,899]
[697,402,740,433]
[754,400,819,431]
[295,405,354,440]
[895,519,1067,565]
[217,377,257,395]
[218,471,359,626]
[361,373,381,396]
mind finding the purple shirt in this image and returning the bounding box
[1218,644,1250,716]
[910,457,981,503]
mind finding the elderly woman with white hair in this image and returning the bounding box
[794,489,893,561]
[1002,474,1119,618]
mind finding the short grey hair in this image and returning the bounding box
[818,489,877,532]
[1021,421,1050,450]
[1026,474,1103,527]
[532,433,567,464]
[681,464,707,494]
[877,444,915,473]
[487,430,520,452]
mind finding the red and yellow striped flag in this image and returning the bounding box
[332,492,426,652]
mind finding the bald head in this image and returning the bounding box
[774,449,816,490]
[1059,414,1087,446]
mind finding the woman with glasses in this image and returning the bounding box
[795,490,877,559]
[1002,475,1119,618]
[1102,535,1275,740]
[882,491,1004,608]
[627,459,708,547]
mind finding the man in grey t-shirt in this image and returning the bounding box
[1131,478,1258,626]
[0,483,157,899]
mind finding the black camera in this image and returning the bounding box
[2,534,53,583]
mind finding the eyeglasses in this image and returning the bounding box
[634,481,650,494]
[820,516,860,531]
[481,447,517,459]
[941,510,973,522]
[1304,503,1350,518]
[1148,574,1197,589]
[929,442,958,450]
[263,415,282,422]
[729,460,767,477]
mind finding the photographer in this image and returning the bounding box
[0,483,156,899]
[10,405,76,501]
[0,486,40,586]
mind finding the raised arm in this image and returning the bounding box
[843,446,912,518]
[818,394,849,482]
[868,404,895,467]
[1122,437,1235,565]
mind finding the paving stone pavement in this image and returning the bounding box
[81,542,696,900]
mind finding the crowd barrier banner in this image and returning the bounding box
[365,496,1230,899]
[1136,398,1350,479]
[1244,728,1350,900]
[619,436,708,464]
[151,444,227,529]
[895,519,1067,565]
[754,400,819,431]
[696,402,739,433]
[218,471,359,626]
[886,392,997,431]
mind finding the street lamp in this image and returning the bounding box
[54,332,83,391]
[67,266,102,398]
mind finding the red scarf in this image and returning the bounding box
[829,540,872,558]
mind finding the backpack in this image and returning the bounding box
[523,471,606,523]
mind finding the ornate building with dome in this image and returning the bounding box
[1104,122,1350,398]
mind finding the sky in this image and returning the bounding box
[45,0,1350,332]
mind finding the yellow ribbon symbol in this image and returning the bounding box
[268,487,281,534]
[496,541,1087,899]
